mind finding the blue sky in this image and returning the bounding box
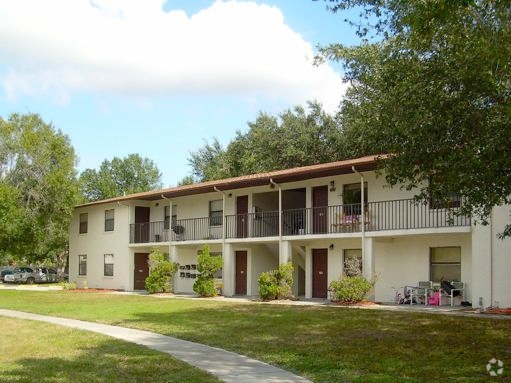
[0,0,361,186]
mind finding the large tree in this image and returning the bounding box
[188,101,347,181]
[0,113,79,264]
[80,153,163,202]
[318,0,511,236]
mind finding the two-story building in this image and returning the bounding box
[68,155,511,308]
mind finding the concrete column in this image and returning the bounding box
[363,237,375,300]
[305,246,312,299]
[471,222,492,309]
[169,245,179,293]
[222,243,234,296]
[280,241,292,264]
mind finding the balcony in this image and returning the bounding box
[129,198,471,243]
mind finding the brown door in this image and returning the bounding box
[236,196,248,238]
[135,206,150,243]
[235,251,247,295]
[134,253,149,290]
[312,186,328,233]
[312,248,328,298]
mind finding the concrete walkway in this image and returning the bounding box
[0,308,312,383]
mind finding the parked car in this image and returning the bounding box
[0,268,14,283]
[3,267,59,284]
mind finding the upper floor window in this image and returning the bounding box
[342,183,368,215]
[104,254,114,276]
[104,209,115,232]
[78,255,87,276]
[164,205,177,229]
[209,200,223,226]
[79,213,88,234]
[428,178,461,209]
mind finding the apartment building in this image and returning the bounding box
[68,155,511,308]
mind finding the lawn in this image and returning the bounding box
[0,290,509,383]
[0,316,220,383]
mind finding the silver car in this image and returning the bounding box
[4,267,58,284]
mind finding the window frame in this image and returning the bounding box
[164,205,178,230]
[430,247,461,282]
[79,213,88,234]
[209,200,223,227]
[78,254,87,276]
[104,254,114,277]
[343,248,363,277]
[104,209,115,232]
[342,182,368,216]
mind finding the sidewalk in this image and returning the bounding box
[0,308,312,383]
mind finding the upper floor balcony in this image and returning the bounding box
[129,198,471,244]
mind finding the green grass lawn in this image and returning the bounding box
[0,316,220,383]
[0,290,509,383]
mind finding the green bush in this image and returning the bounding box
[257,262,294,301]
[193,245,223,297]
[145,248,178,294]
[329,275,375,304]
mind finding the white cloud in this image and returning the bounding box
[0,0,345,112]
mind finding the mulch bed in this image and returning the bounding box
[66,288,124,293]
[483,307,511,315]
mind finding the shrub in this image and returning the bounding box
[60,281,77,290]
[257,262,294,301]
[193,245,223,297]
[329,275,375,304]
[145,248,178,294]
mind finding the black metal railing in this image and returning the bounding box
[129,198,471,243]
[225,211,279,239]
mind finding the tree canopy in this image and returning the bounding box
[80,153,163,202]
[318,0,511,236]
[0,113,79,264]
[188,101,348,182]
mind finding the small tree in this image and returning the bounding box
[258,262,294,301]
[193,245,223,297]
[145,248,178,294]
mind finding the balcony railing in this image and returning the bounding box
[129,198,471,243]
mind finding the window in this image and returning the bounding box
[342,183,368,215]
[104,254,114,276]
[429,194,461,209]
[164,205,177,230]
[209,200,223,226]
[343,249,362,277]
[428,178,461,209]
[430,247,461,282]
[79,213,88,234]
[104,209,114,232]
[78,255,87,276]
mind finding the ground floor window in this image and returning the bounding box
[343,249,362,276]
[430,247,461,282]
[104,254,114,277]
[78,255,87,276]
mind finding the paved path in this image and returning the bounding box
[0,309,312,383]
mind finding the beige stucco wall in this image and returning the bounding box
[373,233,472,303]
[69,202,131,290]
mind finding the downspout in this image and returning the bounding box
[351,166,365,271]
[269,178,283,263]
[161,195,172,255]
[214,187,227,290]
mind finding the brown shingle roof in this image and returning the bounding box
[76,154,384,207]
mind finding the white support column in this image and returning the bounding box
[170,245,179,292]
[222,243,234,296]
[363,237,375,300]
[280,240,292,264]
[471,222,492,309]
[305,246,312,299]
